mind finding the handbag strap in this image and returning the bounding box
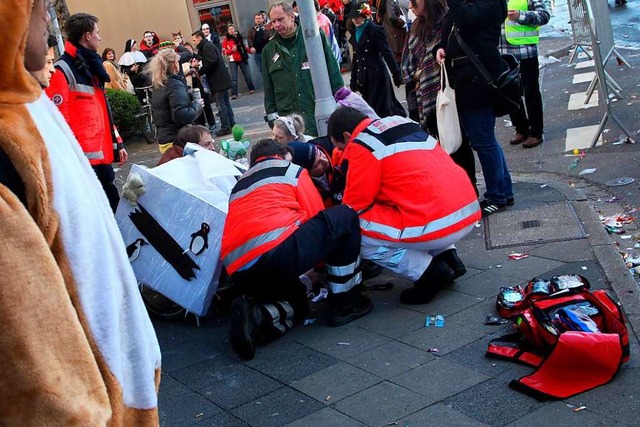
[452,27,496,87]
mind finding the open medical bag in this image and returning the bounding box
[488,275,629,400]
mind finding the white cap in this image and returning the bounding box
[202,23,210,30]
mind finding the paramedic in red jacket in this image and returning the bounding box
[328,107,481,304]
[221,139,371,361]
[46,13,126,213]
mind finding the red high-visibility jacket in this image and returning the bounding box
[46,42,118,166]
[222,158,324,275]
[342,116,480,243]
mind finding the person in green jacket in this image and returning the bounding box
[263,1,344,136]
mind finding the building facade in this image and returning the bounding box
[65,0,273,58]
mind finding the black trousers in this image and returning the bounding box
[93,164,119,213]
[193,78,216,127]
[230,205,361,320]
[509,56,544,138]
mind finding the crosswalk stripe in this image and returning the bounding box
[572,72,596,84]
[568,91,599,110]
[575,59,595,69]
[565,125,603,152]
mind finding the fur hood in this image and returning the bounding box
[0,0,41,105]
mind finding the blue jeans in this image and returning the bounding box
[229,60,255,96]
[458,107,513,205]
[253,53,263,75]
[214,90,235,129]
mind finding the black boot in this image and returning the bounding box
[400,259,455,305]
[229,296,262,360]
[260,303,287,338]
[245,300,296,347]
[328,286,373,327]
[435,249,466,279]
[362,260,384,280]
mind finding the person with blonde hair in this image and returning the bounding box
[272,114,311,144]
[147,48,203,153]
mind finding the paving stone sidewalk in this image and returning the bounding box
[154,175,640,427]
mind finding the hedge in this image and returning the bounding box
[106,88,142,139]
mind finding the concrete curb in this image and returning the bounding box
[513,172,640,340]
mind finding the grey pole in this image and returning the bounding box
[48,7,65,56]
[297,0,338,136]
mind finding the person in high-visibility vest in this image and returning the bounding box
[499,0,550,149]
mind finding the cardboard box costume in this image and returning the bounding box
[116,146,244,316]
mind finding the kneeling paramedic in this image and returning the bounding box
[327,107,481,304]
[221,139,372,360]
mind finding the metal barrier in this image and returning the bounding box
[582,0,630,103]
[567,0,593,63]
[584,0,635,146]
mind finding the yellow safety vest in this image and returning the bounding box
[506,0,539,45]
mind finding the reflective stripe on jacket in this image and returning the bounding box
[46,42,116,165]
[342,116,481,243]
[505,0,539,45]
[221,158,324,274]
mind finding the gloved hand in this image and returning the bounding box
[264,114,277,129]
[393,73,403,88]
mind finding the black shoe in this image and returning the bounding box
[362,260,384,280]
[401,259,454,304]
[435,249,466,280]
[274,301,295,331]
[506,197,515,206]
[400,287,440,305]
[260,303,287,337]
[328,291,373,327]
[229,297,259,360]
[215,127,232,137]
[480,199,507,217]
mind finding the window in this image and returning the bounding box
[197,3,233,37]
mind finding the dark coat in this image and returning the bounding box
[197,38,232,93]
[349,21,405,118]
[439,0,507,110]
[247,25,274,54]
[151,74,203,144]
[375,0,407,62]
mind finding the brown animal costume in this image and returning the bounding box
[0,1,161,425]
